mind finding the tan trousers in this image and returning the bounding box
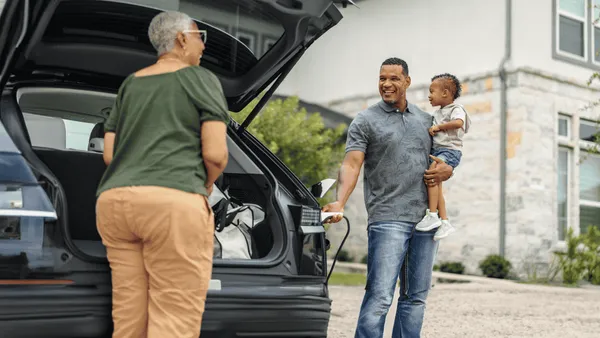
[96,186,214,338]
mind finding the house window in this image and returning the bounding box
[553,0,600,68]
[559,114,571,137]
[235,30,257,55]
[579,152,600,233]
[557,113,600,240]
[557,0,586,58]
[580,119,600,142]
[594,0,600,61]
[558,147,570,240]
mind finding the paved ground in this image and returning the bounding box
[328,278,600,337]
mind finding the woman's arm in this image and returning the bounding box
[201,121,228,191]
[103,132,116,165]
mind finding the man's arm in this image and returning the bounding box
[336,151,365,206]
[322,150,365,223]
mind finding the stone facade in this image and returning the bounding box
[324,67,600,276]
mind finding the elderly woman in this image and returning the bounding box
[95,11,229,338]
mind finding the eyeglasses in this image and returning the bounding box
[182,29,207,44]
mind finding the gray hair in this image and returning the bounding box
[148,11,194,56]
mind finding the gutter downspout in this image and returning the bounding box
[498,0,512,257]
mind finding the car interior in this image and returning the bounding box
[2,86,278,261]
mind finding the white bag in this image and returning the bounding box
[209,184,265,259]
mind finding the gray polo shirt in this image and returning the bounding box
[346,100,433,224]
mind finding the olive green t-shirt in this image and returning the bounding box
[96,66,230,197]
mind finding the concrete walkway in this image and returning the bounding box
[328,277,600,337]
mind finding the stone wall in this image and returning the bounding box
[504,68,600,276]
[323,68,600,276]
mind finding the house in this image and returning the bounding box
[275,0,600,276]
[3,0,597,276]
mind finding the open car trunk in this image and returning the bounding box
[0,0,342,265]
[4,86,282,264]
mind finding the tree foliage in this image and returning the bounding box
[233,96,347,201]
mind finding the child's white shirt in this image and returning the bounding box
[432,103,471,150]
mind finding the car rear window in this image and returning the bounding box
[41,0,284,77]
[22,113,97,151]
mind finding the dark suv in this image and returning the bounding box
[0,1,347,337]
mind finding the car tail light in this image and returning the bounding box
[0,184,57,219]
[0,136,58,278]
[0,152,57,220]
[288,205,324,234]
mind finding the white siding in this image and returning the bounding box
[512,0,598,82]
[277,0,507,104]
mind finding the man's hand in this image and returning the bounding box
[424,155,453,187]
[428,125,440,136]
[322,201,344,223]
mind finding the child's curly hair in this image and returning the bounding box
[431,73,462,100]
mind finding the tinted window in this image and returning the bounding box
[42,0,285,77]
[22,113,96,151]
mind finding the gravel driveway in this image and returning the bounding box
[328,280,600,337]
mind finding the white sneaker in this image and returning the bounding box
[415,209,442,231]
[434,220,456,241]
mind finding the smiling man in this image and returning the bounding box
[323,57,453,337]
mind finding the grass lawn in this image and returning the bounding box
[328,272,367,286]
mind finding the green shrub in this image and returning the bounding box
[479,254,512,279]
[439,261,465,274]
[580,226,600,285]
[336,249,354,262]
[433,264,440,271]
[554,226,600,285]
[554,228,585,285]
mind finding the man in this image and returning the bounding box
[322,57,453,338]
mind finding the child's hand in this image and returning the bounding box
[429,126,440,136]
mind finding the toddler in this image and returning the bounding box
[416,73,471,240]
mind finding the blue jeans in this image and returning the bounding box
[431,147,462,169]
[354,221,438,338]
